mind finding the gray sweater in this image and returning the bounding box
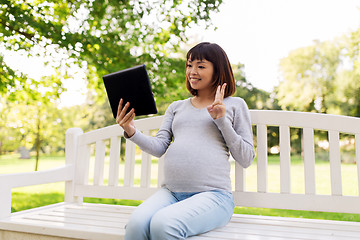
[128,97,255,192]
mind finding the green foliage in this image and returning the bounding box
[331,69,360,117]
[277,32,360,118]
[0,0,226,156]
[0,0,223,101]
[277,39,343,113]
[0,97,64,154]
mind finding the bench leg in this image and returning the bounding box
[0,187,11,219]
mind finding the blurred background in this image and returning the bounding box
[1,0,360,170]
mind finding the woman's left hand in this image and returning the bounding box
[207,83,226,120]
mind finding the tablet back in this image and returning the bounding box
[103,64,157,118]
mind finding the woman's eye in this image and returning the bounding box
[198,65,205,69]
[186,64,192,67]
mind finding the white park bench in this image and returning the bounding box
[1,110,360,240]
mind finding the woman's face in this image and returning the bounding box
[186,58,214,94]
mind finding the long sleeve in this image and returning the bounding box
[214,98,255,168]
[126,103,175,158]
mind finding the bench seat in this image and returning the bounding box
[1,110,360,239]
[1,202,360,240]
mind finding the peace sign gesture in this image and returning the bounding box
[207,83,227,120]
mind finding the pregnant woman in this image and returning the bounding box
[116,42,255,240]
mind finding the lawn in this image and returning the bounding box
[1,153,360,222]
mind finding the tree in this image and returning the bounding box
[0,96,21,155]
[276,39,343,113]
[330,69,360,117]
[341,29,360,117]
[0,0,223,102]
[275,35,360,156]
[0,96,64,169]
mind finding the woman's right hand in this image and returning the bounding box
[116,98,136,137]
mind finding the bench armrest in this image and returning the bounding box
[0,165,74,219]
[0,165,74,189]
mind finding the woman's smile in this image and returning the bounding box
[186,59,214,93]
[190,77,201,83]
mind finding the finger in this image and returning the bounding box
[126,112,135,124]
[120,108,134,123]
[119,109,135,126]
[116,102,130,123]
[214,85,222,100]
[116,98,123,118]
[221,83,227,98]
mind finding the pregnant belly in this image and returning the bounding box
[163,140,229,187]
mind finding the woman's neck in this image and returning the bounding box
[191,91,215,109]
[197,88,215,100]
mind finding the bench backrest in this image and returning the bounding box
[66,110,360,214]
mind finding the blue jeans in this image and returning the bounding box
[124,187,235,240]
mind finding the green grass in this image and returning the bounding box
[233,206,360,222]
[11,192,64,213]
[2,153,360,222]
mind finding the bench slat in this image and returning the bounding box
[229,214,360,232]
[234,191,360,214]
[108,136,121,186]
[329,130,342,196]
[250,110,360,134]
[74,185,157,200]
[190,235,291,240]
[1,218,124,240]
[79,125,123,145]
[141,151,152,188]
[257,124,268,193]
[280,126,291,194]
[198,226,351,240]
[123,140,136,187]
[76,144,91,186]
[303,128,316,195]
[356,134,360,196]
[140,130,152,188]
[48,210,130,221]
[94,140,106,186]
[23,214,124,229]
[224,220,360,238]
[235,161,245,192]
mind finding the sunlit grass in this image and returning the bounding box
[233,206,360,222]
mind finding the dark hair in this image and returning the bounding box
[186,42,236,97]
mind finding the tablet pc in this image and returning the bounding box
[102,64,157,118]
